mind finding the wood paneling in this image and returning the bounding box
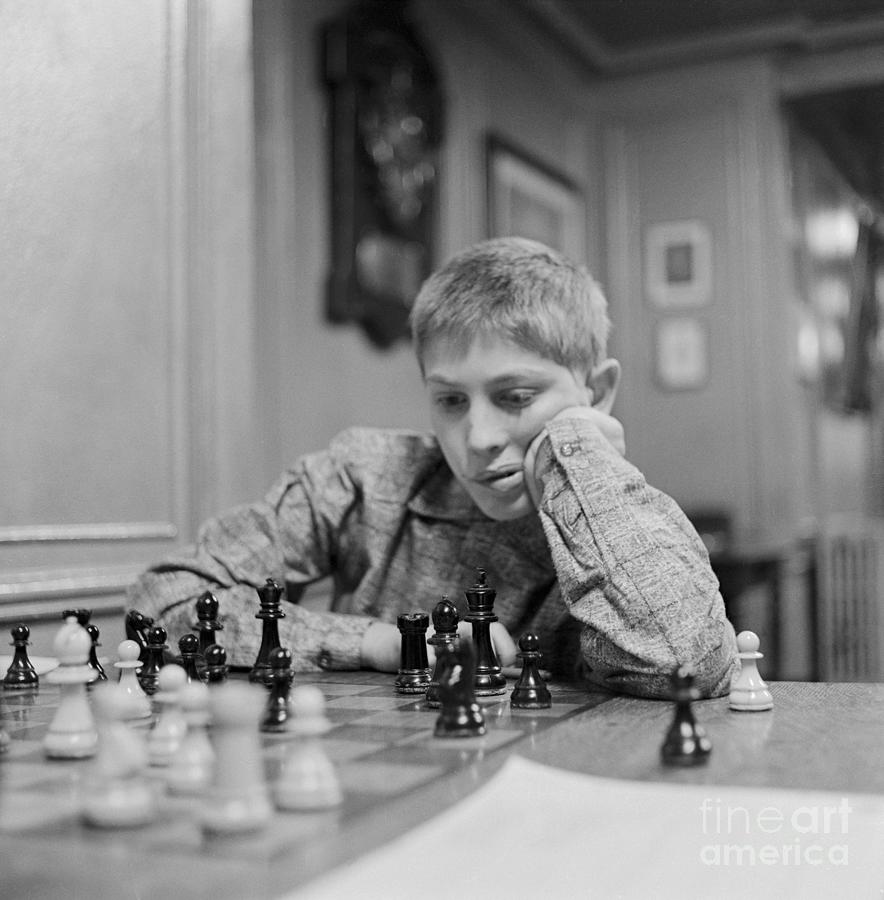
[0,0,258,647]
[599,60,809,544]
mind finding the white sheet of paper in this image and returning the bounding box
[286,755,884,900]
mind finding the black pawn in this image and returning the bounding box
[125,609,155,664]
[85,624,108,682]
[194,591,223,658]
[250,578,285,687]
[464,568,506,696]
[203,644,229,685]
[510,633,551,709]
[177,633,201,682]
[395,612,432,694]
[434,641,485,738]
[661,666,712,766]
[426,598,459,709]
[261,647,294,733]
[138,625,168,696]
[3,624,39,689]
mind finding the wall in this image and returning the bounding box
[0,0,259,652]
[0,0,596,652]
[597,59,811,546]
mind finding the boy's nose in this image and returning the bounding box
[465,406,507,455]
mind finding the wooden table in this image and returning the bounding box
[1,674,882,899]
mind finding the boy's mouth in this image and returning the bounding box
[473,466,523,493]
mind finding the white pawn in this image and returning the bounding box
[44,616,98,758]
[114,639,152,720]
[166,680,215,795]
[82,681,156,827]
[729,630,774,711]
[274,684,342,811]
[201,682,273,834]
[148,663,188,766]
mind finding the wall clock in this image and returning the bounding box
[321,0,444,349]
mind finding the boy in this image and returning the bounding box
[128,237,737,699]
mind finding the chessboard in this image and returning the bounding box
[0,669,612,900]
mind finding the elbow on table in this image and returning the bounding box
[579,625,738,701]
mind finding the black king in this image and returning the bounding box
[464,568,507,696]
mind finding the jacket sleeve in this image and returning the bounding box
[533,415,738,699]
[126,437,375,672]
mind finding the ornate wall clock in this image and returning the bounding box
[321,0,444,349]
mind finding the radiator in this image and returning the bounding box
[816,518,884,681]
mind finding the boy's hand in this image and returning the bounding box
[360,620,517,672]
[360,621,401,672]
[523,405,626,507]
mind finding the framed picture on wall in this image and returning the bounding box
[654,316,709,391]
[486,133,585,260]
[644,219,712,308]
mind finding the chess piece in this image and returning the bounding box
[113,639,152,720]
[274,684,342,811]
[138,624,168,696]
[261,647,295,733]
[194,591,223,659]
[63,608,92,628]
[250,578,285,687]
[464,568,506,696]
[395,611,432,694]
[125,609,154,664]
[203,644,229,685]
[661,666,712,766]
[44,616,99,758]
[426,598,459,708]
[434,641,486,738]
[729,630,774,711]
[166,680,215,795]
[510,632,551,709]
[148,664,188,766]
[3,623,39,689]
[85,623,108,682]
[81,681,156,828]
[202,682,273,834]
[177,633,201,682]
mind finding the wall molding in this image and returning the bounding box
[0,522,178,544]
[0,563,143,602]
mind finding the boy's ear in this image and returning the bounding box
[585,358,621,413]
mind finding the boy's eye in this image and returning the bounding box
[432,393,466,411]
[498,388,536,408]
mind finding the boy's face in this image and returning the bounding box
[423,335,591,521]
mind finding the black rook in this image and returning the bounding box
[395,612,432,694]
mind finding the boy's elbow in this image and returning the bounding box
[672,617,739,699]
[690,646,738,698]
[579,616,738,700]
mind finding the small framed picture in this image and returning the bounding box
[486,133,585,261]
[645,219,712,308]
[654,317,709,391]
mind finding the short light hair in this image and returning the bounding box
[410,237,611,373]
